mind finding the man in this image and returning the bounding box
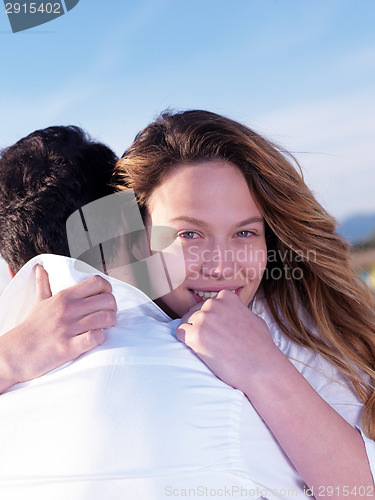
[0,126,118,393]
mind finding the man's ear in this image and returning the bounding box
[7,265,15,280]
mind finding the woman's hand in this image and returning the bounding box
[177,290,374,497]
[175,289,279,391]
[0,265,117,392]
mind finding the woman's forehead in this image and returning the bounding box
[147,160,263,222]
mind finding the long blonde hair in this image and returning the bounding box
[113,109,375,438]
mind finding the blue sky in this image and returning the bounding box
[1,0,374,222]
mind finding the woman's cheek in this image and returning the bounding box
[157,239,187,290]
[183,244,202,277]
[185,259,202,282]
[236,251,266,283]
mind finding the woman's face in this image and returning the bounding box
[146,160,267,318]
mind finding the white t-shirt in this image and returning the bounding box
[0,254,373,500]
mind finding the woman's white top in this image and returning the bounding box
[0,255,374,500]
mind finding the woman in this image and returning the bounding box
[112,109,375,496]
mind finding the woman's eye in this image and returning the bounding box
[235,230,255,238]
[179,231,199,239]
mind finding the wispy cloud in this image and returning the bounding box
[254,88,375,220]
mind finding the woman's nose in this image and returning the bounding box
[200,244,235,279]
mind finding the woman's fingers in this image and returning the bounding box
[34,265,52,302]
[80,291,117,316]
[61,275,113,301]
[69,330,106,357]
[51,275,117,333]
[180,301,204,325]
[175,322,190,343]
[76,309,117,333]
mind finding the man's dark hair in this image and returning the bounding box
[0,125,118,273]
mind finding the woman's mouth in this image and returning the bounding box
[189,288,241,302]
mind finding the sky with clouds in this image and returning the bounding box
[0,0,374,222]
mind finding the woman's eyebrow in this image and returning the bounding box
[235,217,264,228]
[170,216,209,228]
[169,216,264,228]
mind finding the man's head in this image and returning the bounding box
[0,126,117,274]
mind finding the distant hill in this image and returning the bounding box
[337,212,375,244]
